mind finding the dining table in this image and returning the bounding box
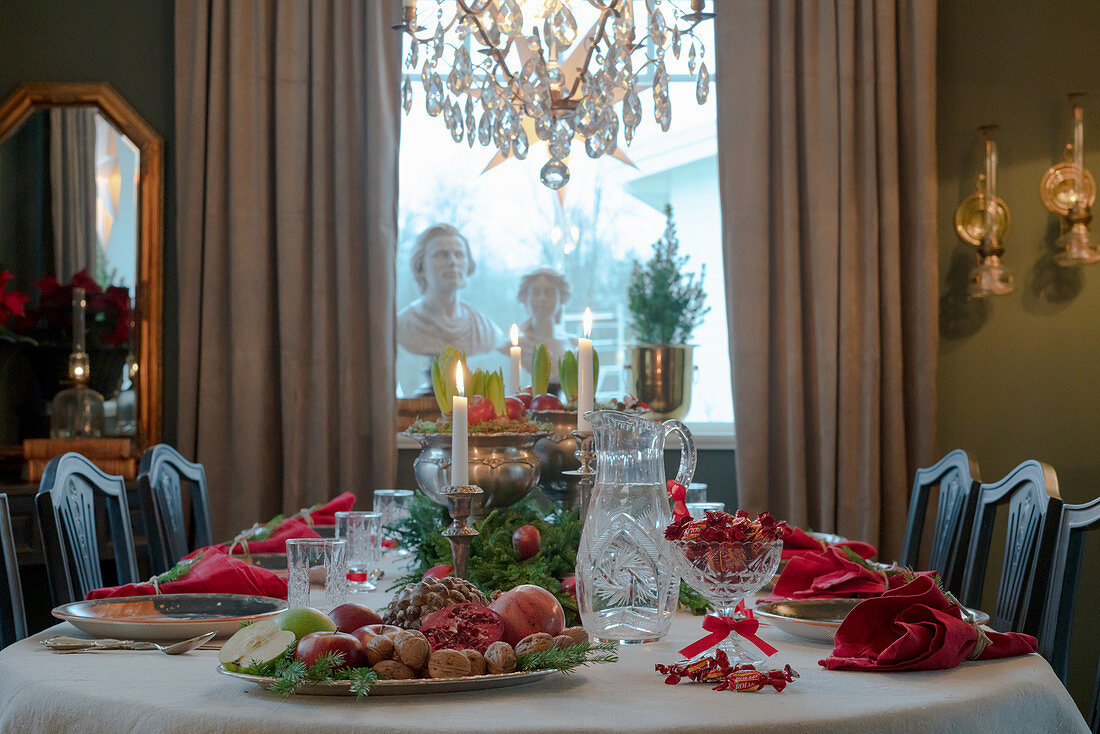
[0,553,1088,734]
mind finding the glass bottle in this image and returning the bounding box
[576,410,696,643]
[50,287,105,438]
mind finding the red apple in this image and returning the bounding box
[504,396,526,420]
[512,524,541,560]
[329,603,383,634]
[560,575,577,600]
[530,393,564,411]
[512,392,533,409]
[294,631,365,670]
[488,584,566,645]
[350,623,401,647]
[467,395,496,424]
[423,564,454,579]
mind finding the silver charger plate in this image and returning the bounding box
[755,598,990,644]
[53,594,286,641]
[218,665,558,696]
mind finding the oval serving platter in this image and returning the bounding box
[218,665,558,696]
[755,598,990,644]
[53,594,286,641]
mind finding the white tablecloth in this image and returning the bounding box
[0,560,1087,734]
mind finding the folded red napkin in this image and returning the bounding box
[86,551,288,600]
[308,491,356,525]
[184,517,321,559]
[820,575,1036,671]
[782,525,877,560]
[771,546,933,600]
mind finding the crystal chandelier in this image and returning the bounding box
[393,0,715,190]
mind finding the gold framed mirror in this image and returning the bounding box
[0,82,162,450]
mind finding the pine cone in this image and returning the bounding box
[383,577,489,630]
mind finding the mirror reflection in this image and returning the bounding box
[0,106,140,444]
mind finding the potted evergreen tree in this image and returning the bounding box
[626,204,709,419]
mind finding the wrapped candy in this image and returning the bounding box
[655,651,798,693]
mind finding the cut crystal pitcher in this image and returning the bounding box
[576,410,696,643]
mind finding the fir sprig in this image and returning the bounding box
[516,641,619,673]
[234,648,379,700]
[153,553,202,585]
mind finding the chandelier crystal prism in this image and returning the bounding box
[394,0,715,190]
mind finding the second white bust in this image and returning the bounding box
[397,224,504,357]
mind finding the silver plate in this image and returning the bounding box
[218,665,558,696]
[52,594,286,641]
[756,598,990,645]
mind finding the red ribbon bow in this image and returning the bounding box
[667,480,689,520]
[679,613,779,660]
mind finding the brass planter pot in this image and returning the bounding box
[627,344,694,420]
[408,432,546,517]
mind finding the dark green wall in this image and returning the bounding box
[937,0,1100,713]
[0,0,179,443]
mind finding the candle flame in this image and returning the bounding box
[455,363,465,396]
[583,307,593,338]
[510,323,519,346]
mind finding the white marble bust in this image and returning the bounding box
[397,224,504,357]
[514,267,577,379]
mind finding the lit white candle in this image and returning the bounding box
[509,323,522,396]
[452,363,469,486]
[577,307,594,431]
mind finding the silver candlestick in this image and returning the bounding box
[439,483,483,580]
[563,430,596,522]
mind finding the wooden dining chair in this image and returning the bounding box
[960,459,1063,637]
[35,452,139,605]
[138,444,213,575]
[1038,498,1100,686]
[898,449,981,595]
[0,494,27,648]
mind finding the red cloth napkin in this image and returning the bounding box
[185,517,322,559]
[782,525,877,560]
[309,491,356,525]
[86,551,288,600]
[820,575,1036,671]
[771,546,934,600]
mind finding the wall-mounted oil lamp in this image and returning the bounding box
[955,126,1013,297]
[1041,94,1100,265]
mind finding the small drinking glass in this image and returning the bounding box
[373,489,414,554]
[687,501,725,520]
[335,511,383,592]
[286,537,348,611]
[686,482,709,504]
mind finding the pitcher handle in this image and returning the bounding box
[663,419,696,488]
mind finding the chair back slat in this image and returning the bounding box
[899,449,980,594]
[36,452,139,605]
[960,460,1062,636]
[0,494,27,648]
[139,444,212,574]
[1038,497,1100,683]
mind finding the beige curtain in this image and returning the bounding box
[49,107,97,281]
[716,0,938,558]
[176,0,400,537]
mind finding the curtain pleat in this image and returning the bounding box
[717,0,937,558]
[176,0,400,537]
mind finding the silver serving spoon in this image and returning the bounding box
[42,631,217,655]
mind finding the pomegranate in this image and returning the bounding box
[560,575,576,600]
[512,524,541,560]
[488,584,565,645]
[420,603,504,653]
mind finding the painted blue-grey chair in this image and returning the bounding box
[898,449,981,596]
[960,459,1062,637]
[0,493,27,648]
[139,444,213,574]
[35,452,139,605]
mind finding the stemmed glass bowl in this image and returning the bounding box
[671,538,783,666]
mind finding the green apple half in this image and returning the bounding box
[218,619,296,668]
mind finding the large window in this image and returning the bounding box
[396,13,730,428]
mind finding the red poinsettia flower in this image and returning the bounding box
[0,271,29,328]
[69,268,103,295]
[11,270,131,347]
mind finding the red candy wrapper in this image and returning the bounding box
[665,509,787,545]
[655,650,798,693]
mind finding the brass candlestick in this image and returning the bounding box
[439,483,483,580]
[563,430,596,523]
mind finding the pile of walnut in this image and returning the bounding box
[359,625,590,680]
